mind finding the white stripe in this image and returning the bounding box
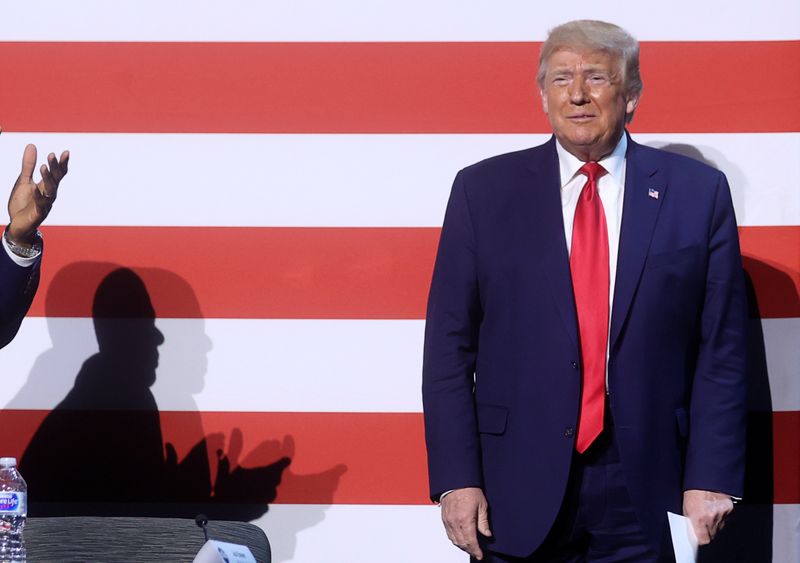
[256,504,800,563]
[762,318,800,412]
[0,1,797,41]
[255,504,462,563]
[0,318,425,412]
[2,318,798,413]
[774,504,800,563]
[1,132,797,228]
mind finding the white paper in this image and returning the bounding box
[192,540,257,563]
[668,511,698,563]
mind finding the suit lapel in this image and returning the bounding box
[529,138,579,349]
[609,137,665,350]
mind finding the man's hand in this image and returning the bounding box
[441,487,492,560]
[7,143,69,246]
[683,489,734,545]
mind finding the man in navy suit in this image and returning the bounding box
[422,20,746,561]
[0,142,69,348]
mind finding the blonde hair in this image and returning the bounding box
[537,20,642,120]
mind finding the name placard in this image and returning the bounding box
[192,540,257,563]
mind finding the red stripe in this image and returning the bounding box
[34,226,440,319]
[186,412,428,505]
[0,409,796,504]
[31,225,798,319]
[740,226,800,319]
[773,411,800,504]
[0,41,797,133]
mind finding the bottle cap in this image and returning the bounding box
[0,458,17,467]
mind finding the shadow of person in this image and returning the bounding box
[17,266,295,519]
[240,432,347,563]
[643,142,788,562]
[17,263,346,544]
[644,142,749,225]
[20,267,168,514]
[696,257,799,563]
[210,431,346,519]
[5,262,113,412]
[210,430,295,521]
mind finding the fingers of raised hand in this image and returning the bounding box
[19,144,37,182]
[47,151,69,184]
[38,151,69,200]
[36,167,56,210]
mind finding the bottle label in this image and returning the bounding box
[0,492,26,515]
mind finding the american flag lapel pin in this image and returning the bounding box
[648,188,659,200]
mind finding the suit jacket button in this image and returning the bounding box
[564,426,574,437]
[571,361,578,370]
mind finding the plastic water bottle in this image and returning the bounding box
[0,458,26,562]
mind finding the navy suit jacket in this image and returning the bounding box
[422,134,747,557]
[0,245,40,349]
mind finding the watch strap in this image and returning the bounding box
[3,226,43,259]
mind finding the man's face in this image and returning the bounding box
[540,48,638,161]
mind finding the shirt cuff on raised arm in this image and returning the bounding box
[2,233,41,267]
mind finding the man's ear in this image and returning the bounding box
[540,90,549,115]
[625,93,640,116]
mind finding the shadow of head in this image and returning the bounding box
[92,268,165,382]
[651,143,717,169]
[41,262,213,396]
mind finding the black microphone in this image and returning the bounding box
[195,513,210,542]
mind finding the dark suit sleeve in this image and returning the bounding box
[422,170,483,501]
[0,246,40,350]
[683,171,748,497]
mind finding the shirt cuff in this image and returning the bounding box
[2,233,41,267]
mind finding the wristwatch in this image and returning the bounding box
[3,226,43,258]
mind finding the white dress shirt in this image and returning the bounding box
[556,133,627,388]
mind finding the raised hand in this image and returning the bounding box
[7,142,69,246]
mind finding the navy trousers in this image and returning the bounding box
[474,418,673,562]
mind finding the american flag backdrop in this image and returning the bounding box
[0,1,797,561]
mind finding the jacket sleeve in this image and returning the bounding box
[0,245,40,350]
[422,170,484,501]
[683,171,748,498]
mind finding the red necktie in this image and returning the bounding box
[571,162,609,453]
